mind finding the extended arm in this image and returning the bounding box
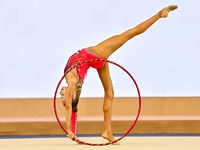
[65,72,78,140]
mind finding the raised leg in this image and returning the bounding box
[92,5,178,59]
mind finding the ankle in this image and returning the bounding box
[103,130,111,135]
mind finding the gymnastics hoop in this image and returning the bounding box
[54,59,141,146]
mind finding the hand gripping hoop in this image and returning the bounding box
[54,59,141,146]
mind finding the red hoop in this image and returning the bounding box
[54,59,141,146]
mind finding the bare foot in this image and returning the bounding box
[102,131,121,145]
[161,5,178,18]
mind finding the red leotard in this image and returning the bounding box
[64,48,105,82]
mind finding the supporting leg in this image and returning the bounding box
[97,63,120,144]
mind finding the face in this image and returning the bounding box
[59,86,76,106]
[60,86,68,106]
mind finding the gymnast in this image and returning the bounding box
[60,5,178,144]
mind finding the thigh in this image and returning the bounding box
[97,62,114,92]
[91,33,130,59]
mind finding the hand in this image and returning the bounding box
[67,130,77,141]
[67,130,83,145]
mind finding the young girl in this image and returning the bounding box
[60,5,178,144]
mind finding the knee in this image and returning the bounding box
[104,90,114,101]
[123,28,138,39]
